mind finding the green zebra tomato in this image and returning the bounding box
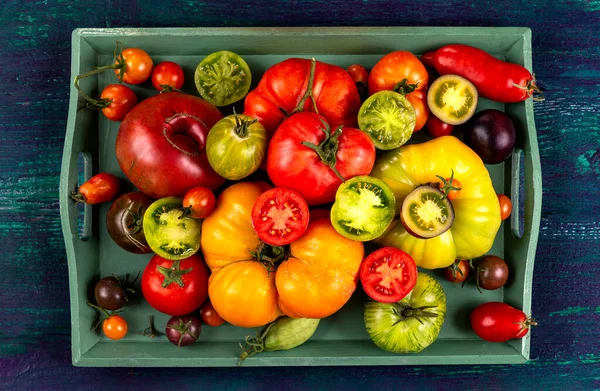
[206,114,267,180]
[194,51,252,107]
[364,272,446,353]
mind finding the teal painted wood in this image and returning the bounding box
[1,0,599,389]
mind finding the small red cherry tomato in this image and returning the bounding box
[498,194,513,221]
[426,114,455,138]
[182,186,216,219]
[100,84,138,121]
[200,301,226,327]
[152,61,185,92]
[115,47,154,85]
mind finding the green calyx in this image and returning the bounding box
[393,78,420,95]
[300,118,346,182]
[249,242,287,273]
[157,260,193,288]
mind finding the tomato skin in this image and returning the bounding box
[152,61,185,91]
[470,302,536,342]
[422,44,539,103]
[368,51,429,96]
[72,173,120,205]
[277,218,364,318]
[100,84,138,121]
[141,254,209,316]
[106,192,153,254]
[346,64,369,101]
[360,247,417,303]
[267,112,376,205]
[426,115,454,138]
[443,259,470,283]
[406,91,429,132]
[116,92,224,199]
[200,301,225,327]
[182,186,216,219]
[244,58,362,137]
[103,315,128,340]
[498,194,513,221]
[115,48,153,85]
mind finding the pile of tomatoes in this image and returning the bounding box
[72,42,539,352]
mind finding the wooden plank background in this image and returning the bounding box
[1,0,599,389]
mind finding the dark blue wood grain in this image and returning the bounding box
[1,0,600,389]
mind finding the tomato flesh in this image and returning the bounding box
[427,75,478,125]
[401,185,455,239]
[330,176,396,242]
[251,188,310,246]
[360,247,417,303]
[194,50,252,107]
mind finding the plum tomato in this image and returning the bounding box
[360,247,418,303]
[471,302,537,342]
[71,172,120,205]
[251,188,310,246]
[330,176,396,242]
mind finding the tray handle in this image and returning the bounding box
[510,143,542,240]
[76,151,94,241]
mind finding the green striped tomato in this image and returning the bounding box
[364,272,446,353]
[206,114,267,181]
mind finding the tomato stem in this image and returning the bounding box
[300,118,345,182]
[393,78,420,95]
[157,260,193,288]
[512,75,545,102]
[237,322,274,365]
[435,169,461,200]
[249,242,286,272]
[73,41,125,111]
[232,108,258,138]
[159,84,180,94]
[142,315,160,338]
[86,302,125,331]
[291,58,319,115]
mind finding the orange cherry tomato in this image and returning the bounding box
[115,47,154,85]
[102,315,128,340]
[71,173,120,205]
[498,194,513,220]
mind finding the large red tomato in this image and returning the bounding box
[244,58,362,137]
[116,92,224,199]
[267,112,376,205]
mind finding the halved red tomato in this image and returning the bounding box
[251,188,310,246]
[360,247,417,303]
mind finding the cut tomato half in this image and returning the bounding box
[400,185,455,239]
[251,188,310,246]
[360,247,418,303]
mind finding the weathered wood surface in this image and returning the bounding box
[1,0,599,389]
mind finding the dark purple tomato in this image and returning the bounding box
[463,109,516,164]
[473,255,509,291]
[106,192,154,254]
[94,276,127,310]
[165,315,202,347]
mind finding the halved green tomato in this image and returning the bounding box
[400,185,455,239]
[427,75,478,125]
[357,90,416,150]
[330,176,396,241]
[143,197,202,260]
[194,51,252,107]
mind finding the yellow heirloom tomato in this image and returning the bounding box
[371,135,501,269]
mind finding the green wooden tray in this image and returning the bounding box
[59,27,542,367]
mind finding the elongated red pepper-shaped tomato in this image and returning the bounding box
[421,44,542,103]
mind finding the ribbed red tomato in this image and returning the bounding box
[116,93,225,199]
[244,58,362,137]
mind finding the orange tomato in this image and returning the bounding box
[103,315,128,340]
[201,182,365,327]
[276,218,364,319]
[368,51,429,96]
